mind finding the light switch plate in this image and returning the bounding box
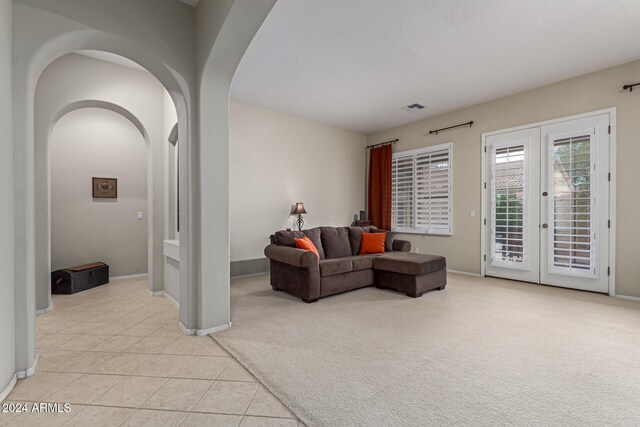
[137,211,143,220]
[469,209,476,218]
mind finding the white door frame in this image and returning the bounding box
[480,107,617,296]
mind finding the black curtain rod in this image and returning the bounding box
[428,121,473,135]
[623,82,640,92]
[366,139,398,150]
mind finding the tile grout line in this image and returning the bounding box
[39,355,238,377]
[243,381,262,418]
[187,377,217,414]
[39,369,261,382]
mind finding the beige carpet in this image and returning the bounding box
[214,273,640,427]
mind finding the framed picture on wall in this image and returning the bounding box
[92,177,118,198]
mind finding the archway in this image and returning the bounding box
[52,100,150,141]
[49,106,150,287]
[14,32,195,376]
[11,0,277,382]
[37,100,154,314]
[31,49,188,314]
[34,53,182,315]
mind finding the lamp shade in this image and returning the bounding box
[292,202,307,215]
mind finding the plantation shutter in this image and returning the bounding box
[491,144,527,268]
[392,154,414,230]
[549,132,596,277]
[392,143,452,234]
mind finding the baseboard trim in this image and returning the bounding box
[164,292,179,308]
[196,322,232,336]
[36,305,52,316]
[16,353,39,379]
[111,273,148,281]
[147,289,165,297]
[0,374,17,402]
[448,269,482,277]
[178,321,196,336]
[615,294,640,302]
[231,258,269,278]
[232,272,270,279]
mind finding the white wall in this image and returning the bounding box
[368,59,640,298]
[0,0,16,399]
[229,100,367,261]
[34,53,170,310]
[50,108,148,277]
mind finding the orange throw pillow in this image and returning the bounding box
[294,236,320,258]
[360,232,386,255]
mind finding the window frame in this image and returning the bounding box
[392,142,453,236]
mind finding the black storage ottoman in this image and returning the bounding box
[51,262,110,294]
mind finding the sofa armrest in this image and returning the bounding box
[264,244,319,268]
[393,239,411,252]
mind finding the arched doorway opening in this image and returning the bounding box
[34,51,177,316]
[47,105,151,300]
[15,33,194,376]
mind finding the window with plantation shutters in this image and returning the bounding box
[392,143,452,235]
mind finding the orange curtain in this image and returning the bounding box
[367,144,392,230]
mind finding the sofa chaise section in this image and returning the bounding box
[374,252,447,297]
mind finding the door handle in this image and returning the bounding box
[542,223,548,229]
[542,191,548,196]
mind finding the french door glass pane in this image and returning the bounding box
[492,145,527,267]
[550,134,595,276]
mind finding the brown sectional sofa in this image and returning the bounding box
[264,226,446,302]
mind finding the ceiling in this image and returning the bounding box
[231,0,640,134]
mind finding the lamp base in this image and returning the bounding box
[296,215,304,231]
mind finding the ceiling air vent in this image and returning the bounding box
[401,103,425,112]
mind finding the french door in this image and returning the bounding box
[485,113,611,293]
[485,128,540,283]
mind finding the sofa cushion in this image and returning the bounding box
[360,232,387,254]
[320,227,352,259]
[371,227,395,252]
[320,269,374,295]
[346,226,375,255]
[274,228,325,259]
[349,226,395,253]
[319,258,353,277]
[341,254,382,271]
[294,236,319,258]
[274,230,302,247]
[373,252,446,275]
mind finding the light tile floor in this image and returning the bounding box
[1,278,302,427]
